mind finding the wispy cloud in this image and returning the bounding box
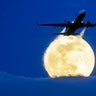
[0,71,96,96]
[0,71,96,81]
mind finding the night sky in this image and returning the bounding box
[1,0,96,96]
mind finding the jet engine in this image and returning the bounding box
[67,21,70,24]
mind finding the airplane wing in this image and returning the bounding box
[37,22,71,27]
[85,23,96,27]
[37,22,96,28]
[81,23,96,27]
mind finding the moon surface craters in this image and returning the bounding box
[43,35,95,78]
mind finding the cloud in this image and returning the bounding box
[0,71,96,96]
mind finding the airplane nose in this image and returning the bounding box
[82,10,86,13]
[79,10,86,17]
[79,10,86,14]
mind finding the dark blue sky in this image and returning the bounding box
[1,0,96,78]
[1,0,96,95]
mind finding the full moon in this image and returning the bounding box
[43,35,95,78]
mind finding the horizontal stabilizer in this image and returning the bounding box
[52,33,65,35]
[52,32,79,36]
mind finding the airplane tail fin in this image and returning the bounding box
[52,27,67,35]
[80,27,86,37]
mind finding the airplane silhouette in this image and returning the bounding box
[38,10,96,36]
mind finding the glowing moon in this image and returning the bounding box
[43,35,95,78]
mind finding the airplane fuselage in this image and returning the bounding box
[64,10,86,35]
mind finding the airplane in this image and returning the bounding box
[37,10,96,36]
